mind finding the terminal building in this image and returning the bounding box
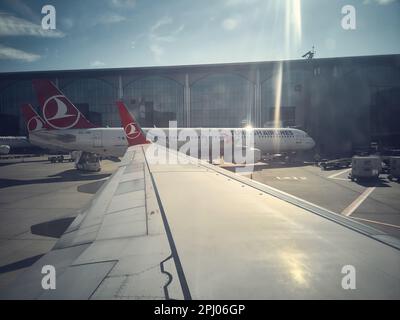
[0,54,399,156]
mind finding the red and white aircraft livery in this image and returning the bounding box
[27,79,315,160]
[32,80,95,130]
[21,103,73,153]
[21,104,47,132]
[117,100,150,146]
[29,80,128,157]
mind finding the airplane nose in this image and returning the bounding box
[309,138,316,148]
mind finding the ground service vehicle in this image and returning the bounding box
[388,157,400,182]
[349,156,381,181]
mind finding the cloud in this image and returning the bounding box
[0,44,40,62]
[2,0,40,22]
[363,0,397,4]
[148,16,184,62]
[90,13,126,27]
[99,13,126,24]
[150,16,173,34]
[150,16,185,42]
[130,32,146,50]
[221,17,240,31]
[109,0,136,9]
[90,60,106,67]
[61,17,74,30]
[0,12,65,38]
[149,44,164,62]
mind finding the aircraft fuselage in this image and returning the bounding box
[29,127,316,158]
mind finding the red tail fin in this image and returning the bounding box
[21,104,49,132]
[32,79,96,130]
[116,101,150,146]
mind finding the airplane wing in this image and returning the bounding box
[2,145,400,299]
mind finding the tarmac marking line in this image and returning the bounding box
[328,168,351,179]
[342,187,376,217]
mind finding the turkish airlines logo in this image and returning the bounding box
[43,95,80,129]
[124,123,140,140]
[27,116,44,132]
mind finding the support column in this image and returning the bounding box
[184,73,190,127]
[118,75,123,99]
[255,69,261,127]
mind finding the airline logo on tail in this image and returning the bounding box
[28,116,44,132]
[43,95,80,129]
[124,123,141,140]
[116,101,150,146]
[21,104,48,132]
[32,79,96,130]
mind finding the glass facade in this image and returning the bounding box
[123,76,184,127]
[60,78,118,127]
[260,68,306,127]
[0,80,37,135]
[190,73,254,128]
[0,54,399,155]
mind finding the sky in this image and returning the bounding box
[0,0,399,72]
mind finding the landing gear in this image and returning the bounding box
[75,151,101,172]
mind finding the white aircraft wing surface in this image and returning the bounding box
[2,145,400,299]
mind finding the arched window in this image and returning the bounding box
[0,80,36,135]
[61,78,118,127]
[0,80,35,116]
[123,76,184,127]
[191,74,254,128]
[260,69,304,127]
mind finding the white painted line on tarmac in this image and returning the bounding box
[328,168,351,179]
[341,187,376,217]
[331,177,349,181]
[276,177,307,180]
[351,217,400,230]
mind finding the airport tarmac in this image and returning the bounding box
[0,158,118,291]
[243,164,400,239]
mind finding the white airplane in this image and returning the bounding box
[0,136,32,153]
[27,79,315,162]
[21,104,72,154]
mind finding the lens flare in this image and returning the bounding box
[274,0,302,128]
[289,0,302,47]
[273,62,283,128]
[280,249,310,287]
